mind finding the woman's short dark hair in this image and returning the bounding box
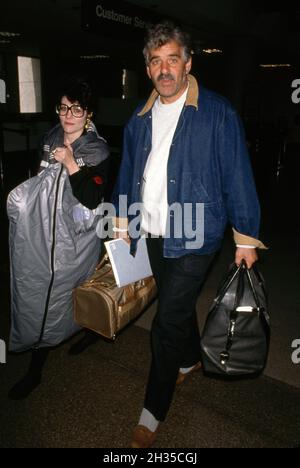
[143,21,192,64]
[57,76,93,112]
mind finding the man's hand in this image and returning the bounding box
[113,229,131,245]
[235,247,258,269]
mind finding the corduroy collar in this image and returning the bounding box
[137,74,199,116]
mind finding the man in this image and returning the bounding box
[112,21,266,448]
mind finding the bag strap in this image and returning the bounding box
[214,261,244,306]
[244,266,260,309]
[249,264,268,304]
[233,262,246,310]
[220,264,246,365]
[245,264,269,326]
[231,260,264,311]
[95,253,111,271]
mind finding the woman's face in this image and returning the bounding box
[58,96,88,141]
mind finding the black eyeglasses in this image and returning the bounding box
[56,103,86,118]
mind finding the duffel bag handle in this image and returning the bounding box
[247,263,268,306]
[215,261,244,306]
[233,262,246,309]
[235,260,263,311]
[95,254,111,271]
[220,264,246,366]
[244,263,269,325]
[215,260,265,309]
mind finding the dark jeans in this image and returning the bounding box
[144,237,215,421]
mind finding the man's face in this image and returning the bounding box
[146,40,192,104]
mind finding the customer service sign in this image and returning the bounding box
[82,0,162,37]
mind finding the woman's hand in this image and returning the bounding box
[53,143,79,175]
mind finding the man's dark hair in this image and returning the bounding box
[57,76,93,112]
[143,21,192,64]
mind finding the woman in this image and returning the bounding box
[7,77,109,399]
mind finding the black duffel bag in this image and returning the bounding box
[200,260,270,377]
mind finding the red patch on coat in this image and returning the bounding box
[93,176,103,185]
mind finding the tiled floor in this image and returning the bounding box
[1,223,300,447]
[1,171,300,447]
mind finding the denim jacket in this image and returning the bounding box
[112,75,262,258]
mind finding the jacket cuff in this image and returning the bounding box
[233,228,268,250]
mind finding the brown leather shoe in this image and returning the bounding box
[131,425,157,448]
[176,361,202,385]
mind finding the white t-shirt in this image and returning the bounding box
[141,88,188,235]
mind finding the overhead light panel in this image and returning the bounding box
[80,55,110,60]
[202,48,223,54]
[0,31,21,38]
[260,64,291,68]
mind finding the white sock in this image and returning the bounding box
[179,365,195,374]
[139,408,159,433]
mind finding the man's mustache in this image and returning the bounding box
[157,74,175,81]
